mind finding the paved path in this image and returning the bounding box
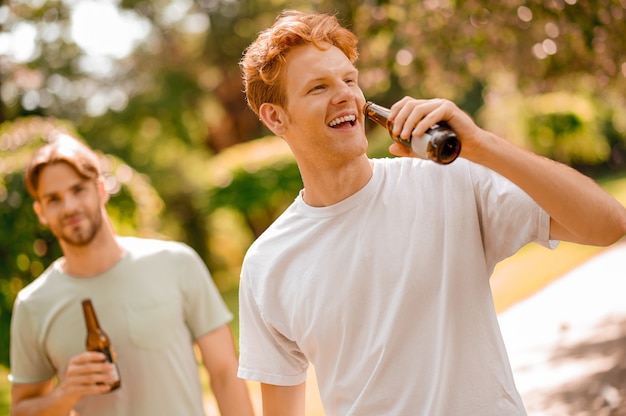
[499,242,626,415]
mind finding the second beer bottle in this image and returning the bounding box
[363,101,461,164]
[82,298,122,392]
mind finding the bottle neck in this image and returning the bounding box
[82,299,101,331]
[363,101,392,130]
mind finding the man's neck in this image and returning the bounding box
[60,224,125,278]
[300,157,374,207]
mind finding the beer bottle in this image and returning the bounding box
[82,299,121,391]
[363,101,461,164]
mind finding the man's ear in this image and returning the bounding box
[33,201,48,226]
[259,103,287,136]
[97,179,110,204]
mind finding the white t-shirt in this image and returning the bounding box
[11,237,233,416]
[238,157,557,415]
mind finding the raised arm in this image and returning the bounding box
[388,97,626,246]
[464,130,625,245]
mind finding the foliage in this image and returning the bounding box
[524,92,609,164]
[203,136,299,233]
[3,0,625,155]
[3,0,625,256]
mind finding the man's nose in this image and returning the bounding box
[61,194,79,212]
[333,82,356,104]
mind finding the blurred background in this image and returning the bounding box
[1,0,626,413]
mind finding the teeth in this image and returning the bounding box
[329,114,356,127]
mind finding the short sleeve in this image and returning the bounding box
[468,162,558,269]
[237,278,308,386]
[178,244,233,339]
[10,297,56,384]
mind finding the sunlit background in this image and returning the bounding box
[1,0,626,414]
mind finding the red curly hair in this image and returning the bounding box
[240,10,359,117]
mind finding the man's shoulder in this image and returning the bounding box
[241,205,302,272]
[118,236,191,256]
[13,261,71,315]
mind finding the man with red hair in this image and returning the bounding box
[237,10,626,415]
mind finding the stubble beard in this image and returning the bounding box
[57,209,104,247]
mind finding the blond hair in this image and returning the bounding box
[240,10,359,116]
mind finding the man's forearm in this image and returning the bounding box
[211,377,255,416]
[11,390,77,416]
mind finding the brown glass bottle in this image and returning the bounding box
[363,101,461,164]
[82,299,121,391]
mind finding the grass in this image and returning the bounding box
[2,172,625,414]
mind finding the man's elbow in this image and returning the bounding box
[597,211,626,246]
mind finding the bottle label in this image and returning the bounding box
[409,132,431,159]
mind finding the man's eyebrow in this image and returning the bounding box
[302,73,330,83]
[40,179,89,200]
[302,69,359,85]
[40,190,59,201]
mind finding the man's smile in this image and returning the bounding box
[328,114,357,128]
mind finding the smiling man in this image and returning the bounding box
[10,134,254,416]
[236,9,626,416]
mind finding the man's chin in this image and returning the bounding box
[61,231,96,247]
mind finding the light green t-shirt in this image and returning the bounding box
[10,237,233,416]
